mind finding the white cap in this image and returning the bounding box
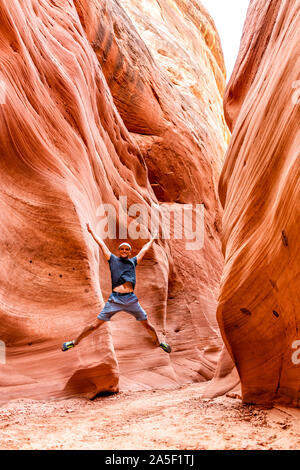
[118,242,132,249]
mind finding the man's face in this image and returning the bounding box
[118,246,131,258]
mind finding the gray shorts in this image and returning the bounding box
[97,292,147,321]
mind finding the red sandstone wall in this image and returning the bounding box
[217,0,300,407]
[0,0,228,401]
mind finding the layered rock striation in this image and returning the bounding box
[0,0,228,401]
[218,0,300,407]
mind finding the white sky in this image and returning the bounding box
[200,0,250,80]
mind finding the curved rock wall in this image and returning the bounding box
[218,0,300,407]
[0,0,228,401]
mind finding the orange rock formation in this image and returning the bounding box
[218,0,300,407]
[0,0,228,401]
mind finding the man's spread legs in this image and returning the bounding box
[61,293,122,351]
[61,318,105,351]
[139,319,160,346]
[74,318,105,345]
[139,319,172,353]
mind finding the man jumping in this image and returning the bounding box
[61,223,171,353]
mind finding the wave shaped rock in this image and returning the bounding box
[218,0,300,407]
[0,0,228,401]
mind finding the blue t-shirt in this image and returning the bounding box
[108,253,137,290]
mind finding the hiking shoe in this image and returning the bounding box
[159,342,171,353]
[61,340,75,351]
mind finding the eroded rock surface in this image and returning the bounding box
[0,0,228,401]
[218,0,300,407]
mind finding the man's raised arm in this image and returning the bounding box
[86,223,111,261]
[136,231,158,265]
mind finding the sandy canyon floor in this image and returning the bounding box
[0,383,299,450]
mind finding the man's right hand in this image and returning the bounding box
[151,229,159,240]
[86,223,111,260]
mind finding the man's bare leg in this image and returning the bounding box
[139,320,172,353]
[74,318,105,345]
[62,319,105,351]
[139,320,161,346]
